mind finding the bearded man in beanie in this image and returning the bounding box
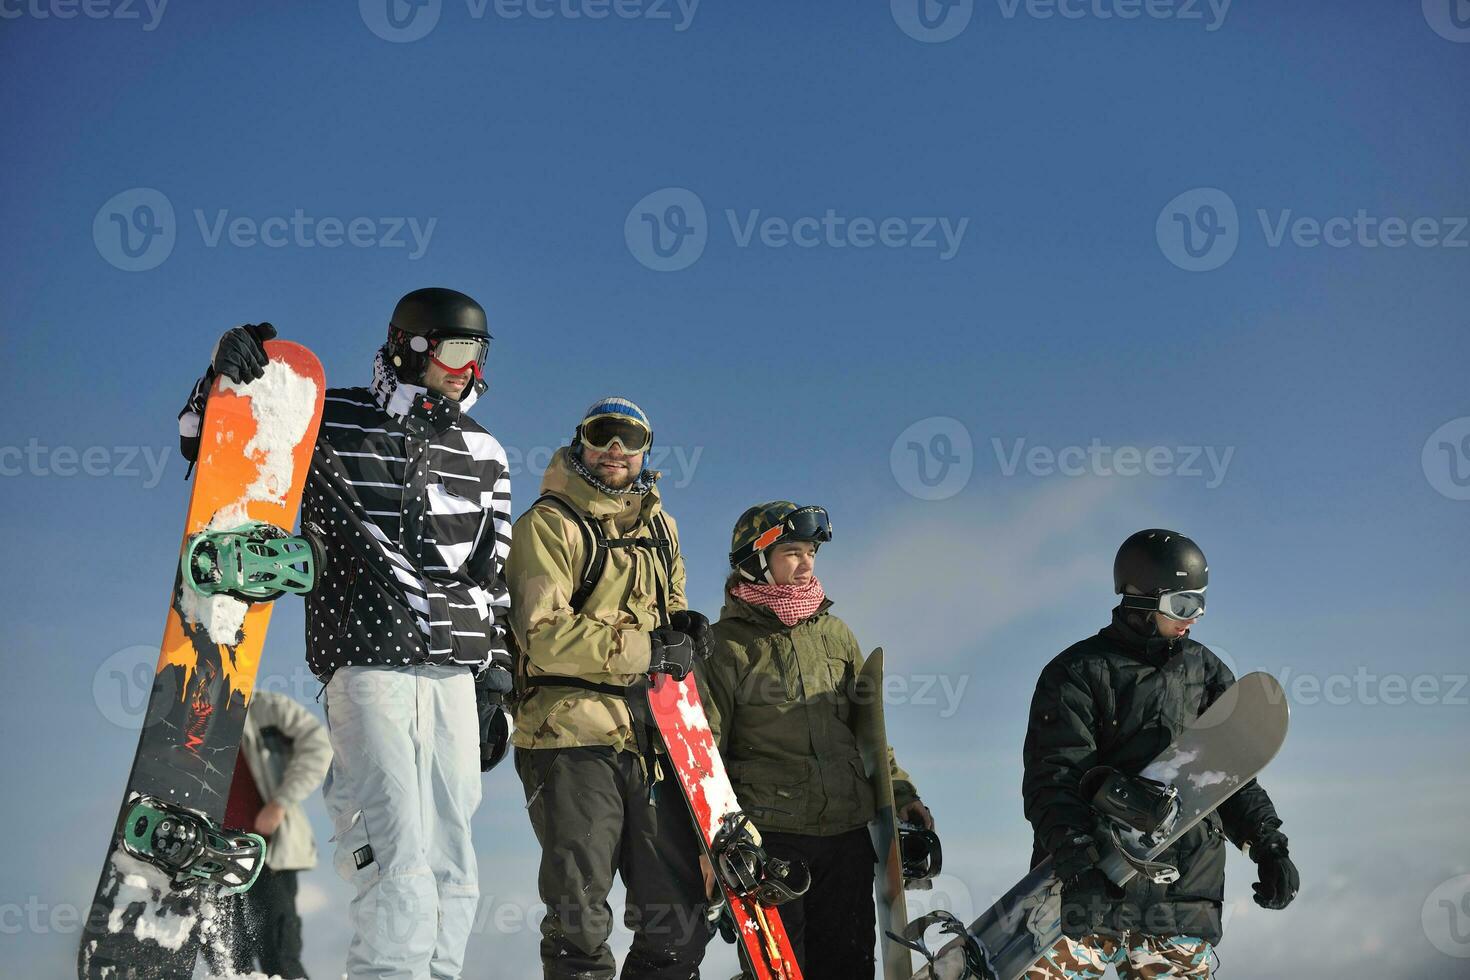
[506,398,713,980]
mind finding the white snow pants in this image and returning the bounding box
[323,665,481,980]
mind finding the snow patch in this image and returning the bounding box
[105,851,198,950]
[1141,748,1198,784]
[1187,769,1237,789]
[220,359,320,506]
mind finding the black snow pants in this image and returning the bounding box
[517,745,711,980]
[761,827,878,980]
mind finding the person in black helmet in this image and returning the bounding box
[177,288,515,979]
[1020,530,1298,980]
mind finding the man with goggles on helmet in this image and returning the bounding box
[1020,529,1298,979]
[505,397,714,980]
[698,500,934,979]
[177,287,514,980]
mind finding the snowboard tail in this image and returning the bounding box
[79,342,324,980]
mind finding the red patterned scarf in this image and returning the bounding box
[731,577,826,627]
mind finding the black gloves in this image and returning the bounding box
[648,628,695,680]
[668,610,712,662]
[475,666,514,773]
[1248,830,1299,910]
[1053,834,1121,941]
[211,323,277,383]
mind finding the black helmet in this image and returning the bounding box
[1113,529,1208,596]
[386,287,491,389]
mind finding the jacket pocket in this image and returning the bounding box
[1166,813,1226,904]
[728,758,810,823]
[334,562,360,638]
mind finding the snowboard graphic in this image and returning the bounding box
[853,648,913,980]
[78,342,325,980]
[908,671,1290,980]
[644,672,806,980]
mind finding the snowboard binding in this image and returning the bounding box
[710,813,811,907]
[120,796,266,896]
[890,909,998,980]
[1082,765,1183,884]
[899,821,943,888]
[182,520,322,602]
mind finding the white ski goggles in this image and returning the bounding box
[1121,587,1207,621]
[409,335,489,375]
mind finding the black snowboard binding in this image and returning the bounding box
[899,821,943,888]
[120,796,266,895]
[710,812,811,907]
[1081,765,1183,884]
[182,520,322,602]
[889,909,998,980]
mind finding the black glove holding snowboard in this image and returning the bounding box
[648,628,695,680]
[1054,834,1123,940]
[211,323,277,384]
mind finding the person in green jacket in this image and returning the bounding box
[699,501,935,980]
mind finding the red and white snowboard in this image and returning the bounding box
[645,673,805,980]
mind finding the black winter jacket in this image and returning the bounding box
[1022,608,1283,944]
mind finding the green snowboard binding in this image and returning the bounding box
[120,796,266,896]
[182,520,320,602]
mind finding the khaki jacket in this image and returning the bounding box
[700,591,919,837]
[507,448,686,753]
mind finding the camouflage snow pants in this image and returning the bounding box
[1025,933,1213,979]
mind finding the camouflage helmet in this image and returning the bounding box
[729,501,833,584]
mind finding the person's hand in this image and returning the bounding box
[649,629,695,680]
[1249,832,1299,910]
[211,323,277,383]
[1059,868,1122,940]
[899,799,935,831]
[254,800,286,837]
[669,610,712,661]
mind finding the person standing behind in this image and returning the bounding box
[506,397,712,980]
[699,501,934,980]
[213,690,333,979]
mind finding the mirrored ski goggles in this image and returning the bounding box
[1122,587,1207,621]
[409,335,489,376]
[579,414,652,453]
[730,506,834,567]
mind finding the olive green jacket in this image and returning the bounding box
[506,447,686,753]
[700,591,919,837]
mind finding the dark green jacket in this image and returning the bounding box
[1022,608,1284,945]
[701,591,918,837]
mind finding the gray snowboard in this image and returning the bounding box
[911,671,1289,980]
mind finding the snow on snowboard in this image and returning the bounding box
[904,671,1290,980]
[78,342,324,980]
[643,672,809,980]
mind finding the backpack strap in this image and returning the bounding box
[533,493,608,614]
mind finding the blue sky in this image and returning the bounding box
[2,2,1467,977]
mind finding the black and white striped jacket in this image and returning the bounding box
[179,349,513,681]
